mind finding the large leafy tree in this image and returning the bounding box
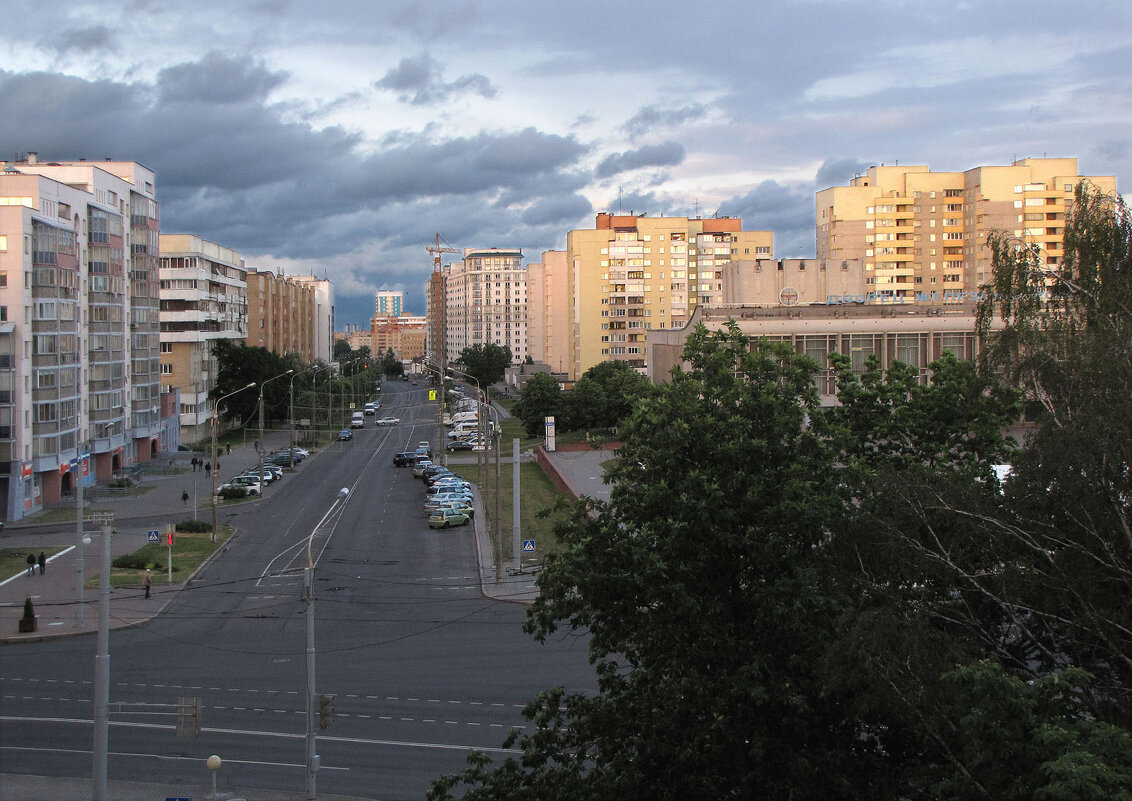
[456,342,512,396]
[211,341,294,426]
[432,324,897,800]
[512,372,561,439]
[561,360,654,433]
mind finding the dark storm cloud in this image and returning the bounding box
[374,53,498,105]
[521,193,592,226]
[595,142,685,179]
[718,180,816,257]
[39,25,115,56]
[622,104,707,140]
[815,157,872,189]
[156,51,289,104]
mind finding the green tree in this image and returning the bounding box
[332,338,352,359]
[512,373,561,439]
[432,324,892,800]
[559,375,603,432]
[456,343,512,396]
[560,360,654,433]
[212,341,292,426]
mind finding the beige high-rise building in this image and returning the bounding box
[566,213,774,379]
[526,250,570,374]
[245,268,317,361]
[442,248,528,366]
[815,158,1117,302]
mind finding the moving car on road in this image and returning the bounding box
[376,416,400,426]
[338,428,353,441]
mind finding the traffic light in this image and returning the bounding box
[318,694,335,729]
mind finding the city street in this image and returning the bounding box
[0,382,598,800]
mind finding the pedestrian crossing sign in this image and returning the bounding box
[522,539,536,552]
[147,530,160,542]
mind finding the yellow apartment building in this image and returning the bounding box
[566,213,774,379]
[815,158,1117,302]
[526,249,570,374]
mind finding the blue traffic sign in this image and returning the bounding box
[522,539,536,552]
[147,530,161,543]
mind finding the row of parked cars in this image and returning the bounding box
[217,446,309,497]
[393,443,476,528]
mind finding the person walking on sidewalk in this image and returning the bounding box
[37,552,46,575]
[226,442,231,456]
[182,489,190,506]
[26,553,36,576]
[204,461,211,477]
[143,569,152,599]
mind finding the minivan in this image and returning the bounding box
[350,411,365,428]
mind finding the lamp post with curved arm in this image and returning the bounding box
[211,383,255,543]
[258,369,293,488]
[290,364,329,468]
[305,487,350,799]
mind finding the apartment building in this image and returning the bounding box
[0,154,165,520]
[441,248,528,366]
[526,250,570,374]
[245,267,317,361]
[815,158,1118,301]
[290,275,335,363]
[719,257,868,307]
[372,313,427,361]
[158,235,249,443]
[375,289,403,317]
[566,213,774,379]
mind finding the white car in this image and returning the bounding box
[364,403,377,415]
[350,412,365,428]
[376,416,400,426]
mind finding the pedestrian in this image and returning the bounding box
[182,489,190,506]
[26,553,36,576]
[254,438,259,452]
[193,457,200,472]
[143,569,152,599]
[37,552,46,575]
[204,461,211,477]
[226,442,231,456]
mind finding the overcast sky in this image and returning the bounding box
[3,0,1129,327]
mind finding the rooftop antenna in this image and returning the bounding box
[693,198,700,218]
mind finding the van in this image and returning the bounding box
[350,411,365,428]
[448,421,478,438]
[449,411,478,426]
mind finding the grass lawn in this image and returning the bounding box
[447,461,573,569]
[99,526,234,589]
[0,546,68,579]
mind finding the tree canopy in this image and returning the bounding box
[455,343,513,395]
[512,372,561,439]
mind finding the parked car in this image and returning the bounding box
[428,500,474,518]
[338,428,353,441]
[426,492,475,509]
[412,460,434,478]
[239,468,277,484]
[422,465,452,481]
[447,439,476,451]
[428,510,472,528]
[220,476,261,495]
[432,479,473,493]
[393,451,416,467]
[376,416,400,426]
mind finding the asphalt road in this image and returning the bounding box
[0,382,597,800]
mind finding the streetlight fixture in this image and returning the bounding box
[211,383,255,543]
[258,369,294,489]
[305,487,350,800]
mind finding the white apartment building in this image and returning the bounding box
[0,153,164,520]
[158,235,249,443]
[441,248,528,365]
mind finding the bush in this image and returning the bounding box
[175,519,211,533]
[218,486,248,500]
[112,553,162,571]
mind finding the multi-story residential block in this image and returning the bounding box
[158,235,249,443]
[290,276,335,363]
[815,158,1117,301]
[566,213,774,379]
[372,314,427,361]
[526,250,570,374]
[719,258,867,307]
[441,248,528,366]
[375,289,403,317]
[245,267,317,361]
[0,153,166,520]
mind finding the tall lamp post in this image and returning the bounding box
[306,487,350,800]
[258,369,293,488]
[74,420,117,628]
[211,383,255,543]
[290,365,329,468]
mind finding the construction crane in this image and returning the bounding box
[427,233,458,272]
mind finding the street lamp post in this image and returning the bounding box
[306,487,350,800]
[290,365,329,468]
[75,421,117,629]
[258,369,294,490]
[211,383,255,543]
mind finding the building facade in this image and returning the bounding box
[815,158,1118,301]
[290,276,334,363]
[441,248,528,366]
[0,153,166,520]
[158,234,249,444]
[526,249,570,374]
[566,213,774,379]
[375,289,403,317]
[372,313,427,361]
[245,268,317,361]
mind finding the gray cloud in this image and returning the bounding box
[622,104,707,140]
[156,51,290,105]
[815,157,872,189]
[39,25,115,57]
[595,141,685,179]
[374,53,498,105]
[718,180,816,258]
[521,193,593,226]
